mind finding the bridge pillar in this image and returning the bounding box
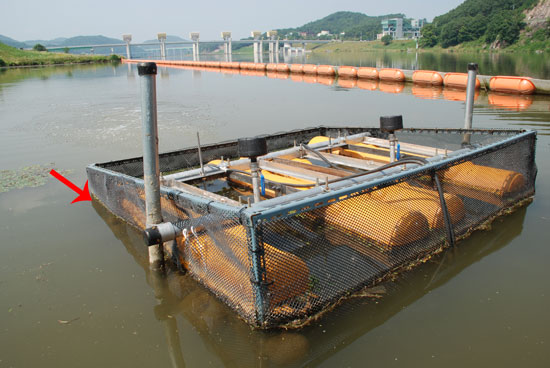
[267,31,277,63]
[221,32,232,62]
[158,33,167,60]
[123,34,132,59]
[251,31,261,63]
[190,32,200,61]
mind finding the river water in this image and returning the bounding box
[1,52,549,367]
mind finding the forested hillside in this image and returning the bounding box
[277,11,403,40]
[420,0,545,48]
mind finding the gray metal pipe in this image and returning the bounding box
[250,159,261,203]
[138,62,164,269]
[464,63,478,129]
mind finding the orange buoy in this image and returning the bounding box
[254,63,266,71]
[303,64,318,74]
[324,195,429,247]
[357,79,378,91]
[443,73,481,89]
[229,62,241,69]
[276,64,290,73]
[338,78,357,89]
[317,76,335,86]
[412,70,443,85]
[412,85,443,100]
[290,64,304,73]
[303,75,318,83]
[275,72,289,80]
[290,74,304,82]
[443,161,525,197]
[379,81,405,94]
[442,88,480,102]
[338,66,358,79]
[357,67,379,80]
[266,63,277,72]
[317,65,336,76]
[488,93,533,111]
[489,76,536,95]
[379,68,405,82]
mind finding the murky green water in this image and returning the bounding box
[1,57,549,367]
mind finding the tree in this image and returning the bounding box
[63,47,70,53]
[419,24,438,47]
[33,44,47,52]
[381,34,393,45]
[440,21,461,48]
[486,10,521,45]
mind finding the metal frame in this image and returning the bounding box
[87,126,536,326]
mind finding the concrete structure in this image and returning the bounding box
[406,19,427,39]
[267,31,279,63]
[190,32,200,61]
[381,18,404,39]
[221,31,232,62]
[122,34,132,59]
[251,31,262,63]
[157,33,167,60]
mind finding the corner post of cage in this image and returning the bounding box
[244,212,268,325]
[138,61,165,269]
[432,169,455,247]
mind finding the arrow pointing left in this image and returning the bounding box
[49,169,91,203]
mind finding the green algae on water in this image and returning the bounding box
[0,164,70,193]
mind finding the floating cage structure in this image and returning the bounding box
[87,126,537,328]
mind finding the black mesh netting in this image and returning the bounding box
[88,127,536,328]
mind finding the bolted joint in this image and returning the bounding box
[143,222,178,246]
[138,62,157,76]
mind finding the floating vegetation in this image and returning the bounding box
[0,164,70,193]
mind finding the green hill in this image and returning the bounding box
[420,0,547,49]
[0,34,27,49]
[277,11,405,40]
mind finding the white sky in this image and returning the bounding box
[1,0,464,42]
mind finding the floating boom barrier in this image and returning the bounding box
[123,58,550,95]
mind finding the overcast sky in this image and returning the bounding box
[1,0,464,42]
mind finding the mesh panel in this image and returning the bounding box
[88,127,536,328]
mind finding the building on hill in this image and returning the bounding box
[378,17,426,40]
[380,18,403,39]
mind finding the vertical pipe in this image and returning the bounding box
[389,133,396,162]
[250,159,261,203]
[138,62,164,269]
[228,39,232,62]
[463,63,478,146]
[247,218,266,325]
[464,63,478,129]
[197,132,205,177]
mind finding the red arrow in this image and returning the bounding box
[49,169,91,203]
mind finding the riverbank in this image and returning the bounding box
[0,42,121,67]
[306,39,550,54]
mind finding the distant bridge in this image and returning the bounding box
[38,32,334,63]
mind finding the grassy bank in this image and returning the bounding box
[0,42,121,67]
[308,40,417,53]
[306,39,550,54]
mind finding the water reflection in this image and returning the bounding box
[93,186,529,367]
